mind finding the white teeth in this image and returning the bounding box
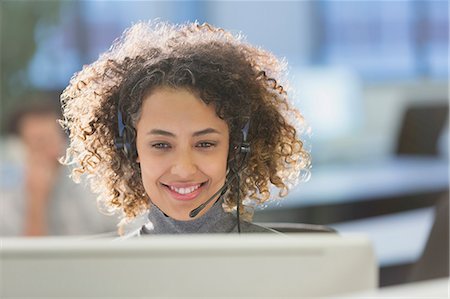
[169,184,201,195]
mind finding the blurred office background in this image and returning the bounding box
[0,0,448,287]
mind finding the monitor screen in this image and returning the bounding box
[1,234,377,298]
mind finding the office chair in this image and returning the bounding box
[395,103,448,156]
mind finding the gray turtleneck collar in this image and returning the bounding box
[138,201,276,235]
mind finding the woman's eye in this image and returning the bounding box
[152,143,171,149]
[196,142,216,148]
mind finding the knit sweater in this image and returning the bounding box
[122,201,277,238]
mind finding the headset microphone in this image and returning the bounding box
[189,183,229,218]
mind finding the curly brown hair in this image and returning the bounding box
[60,21,311,224]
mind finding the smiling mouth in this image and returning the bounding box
[161,182,207,198]
[169,184,201,194]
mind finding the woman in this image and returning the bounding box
[60,21,311,236]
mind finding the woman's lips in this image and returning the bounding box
[162,182,207,201]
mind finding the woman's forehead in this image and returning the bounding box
[137,87,229,134]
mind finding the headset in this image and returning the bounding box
[115,108,251,233]
[228,119,251,233]
[115,110,134,158]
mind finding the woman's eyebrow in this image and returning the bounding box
[192,128,221,137]
[147,129,175,137]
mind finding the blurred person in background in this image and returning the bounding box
[0,92,117,236]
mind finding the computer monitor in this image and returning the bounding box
[1,234,377,298]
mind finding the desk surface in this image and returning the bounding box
[330,207,435,266]
[342,277,449,298]
[262,157,448,210]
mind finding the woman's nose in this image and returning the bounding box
[170,151,197,178]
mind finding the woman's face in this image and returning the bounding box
[135,87,229,220]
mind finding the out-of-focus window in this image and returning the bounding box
[425,0,448,78]
[315,0,448,81]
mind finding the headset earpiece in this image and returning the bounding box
[239,143,251,154]
[239,119,251,154]
[115,110,133,158]
[230,119,251,163]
